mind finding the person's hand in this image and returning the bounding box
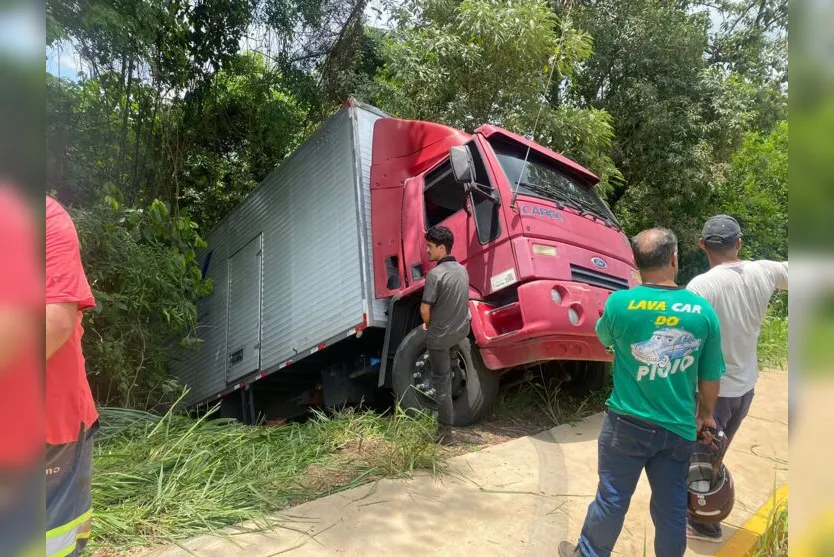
[422,322,428,331]
[697,415,717,445]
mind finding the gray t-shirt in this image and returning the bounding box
[687,260,788,398]
[422,256,471,349]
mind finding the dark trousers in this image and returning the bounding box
[714,388,755,446]
[428,346,455,429]
[46,421,99,557]
[427,334,467,430]
[578,411,694,557]
[689,388,755,530]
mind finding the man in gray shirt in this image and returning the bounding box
[686,215,788,543]
[421,226,471,444]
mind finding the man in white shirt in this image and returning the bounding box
[685,215,788,542]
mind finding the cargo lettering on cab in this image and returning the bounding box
[521,205,565,222]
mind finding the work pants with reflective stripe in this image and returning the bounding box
[46,422,97,557]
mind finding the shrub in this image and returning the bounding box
[72,188,212,409]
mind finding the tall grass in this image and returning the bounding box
[753,501,788,556]
[758,298,788,369]
[91,395,443,551]
[491,366,612,429]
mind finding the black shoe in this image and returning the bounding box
[435,426,454,445]
[686,517,723,543]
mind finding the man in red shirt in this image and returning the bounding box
[0,184,43,557]
[45,195,99,557]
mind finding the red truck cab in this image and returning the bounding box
[370,115,639,423]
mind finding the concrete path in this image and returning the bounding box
[143,370,788,557]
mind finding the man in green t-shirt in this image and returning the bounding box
[559,228,725,557]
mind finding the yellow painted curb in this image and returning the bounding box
[714,483,787,557]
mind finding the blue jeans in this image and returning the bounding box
[577,411,694,557]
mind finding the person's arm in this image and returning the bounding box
[420,303,431,330]
[762,260,788,291]
[421,271,439,331]
[45,198,96,358]
[697,379,720,435]
[595,298,617,349]
[697,305,727,439]
[46,302,78,360]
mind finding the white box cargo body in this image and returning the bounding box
[173,101,391,407]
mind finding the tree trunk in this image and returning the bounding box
[137,85,162,202]
[118,54,136,198]
[130,94,146,201]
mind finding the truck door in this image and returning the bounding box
[467,136,515,297]
[226,233,263,383]
[401,176,431,284]
[402,140,511,294]
[402,162,471,284]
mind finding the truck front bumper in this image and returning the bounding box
[470,280,615,371]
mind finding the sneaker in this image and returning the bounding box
[558,541,580,556]
[686,518,723,543]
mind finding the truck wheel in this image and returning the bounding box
[566,361,610,397]
[392,326,500,426]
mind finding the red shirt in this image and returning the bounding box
[46,196,98,445]
[0,186,43,467]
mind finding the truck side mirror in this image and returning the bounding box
[450,145,474,184]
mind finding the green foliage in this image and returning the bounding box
[695,0,788,86]
[758,297,788,369]
[569,0,786,281]
[47,0,255,87]
[715,121,787,262]
[570,0,715,258]
[375,0,570,128]
[178,52,317,228]
[71,190,212,409]
[363,0,622,193]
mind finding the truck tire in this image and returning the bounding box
[392,326,500,426]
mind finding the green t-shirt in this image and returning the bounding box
[597,284,726,441]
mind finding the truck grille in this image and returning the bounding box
[570,264,629,291]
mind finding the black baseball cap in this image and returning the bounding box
[701,215,742,243]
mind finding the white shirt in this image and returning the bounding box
[686,260,788,398]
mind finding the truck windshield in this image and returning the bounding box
[490,140,618,226]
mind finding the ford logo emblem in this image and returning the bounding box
[591,257,607,269]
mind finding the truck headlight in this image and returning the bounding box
[551,288,562,304]
[568,307,580,326]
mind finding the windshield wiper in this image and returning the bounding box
[583,203,621,230]
[570,196,609,221]
[516,181,584,213]
[559,193,620,229]
[519,181,621,230]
